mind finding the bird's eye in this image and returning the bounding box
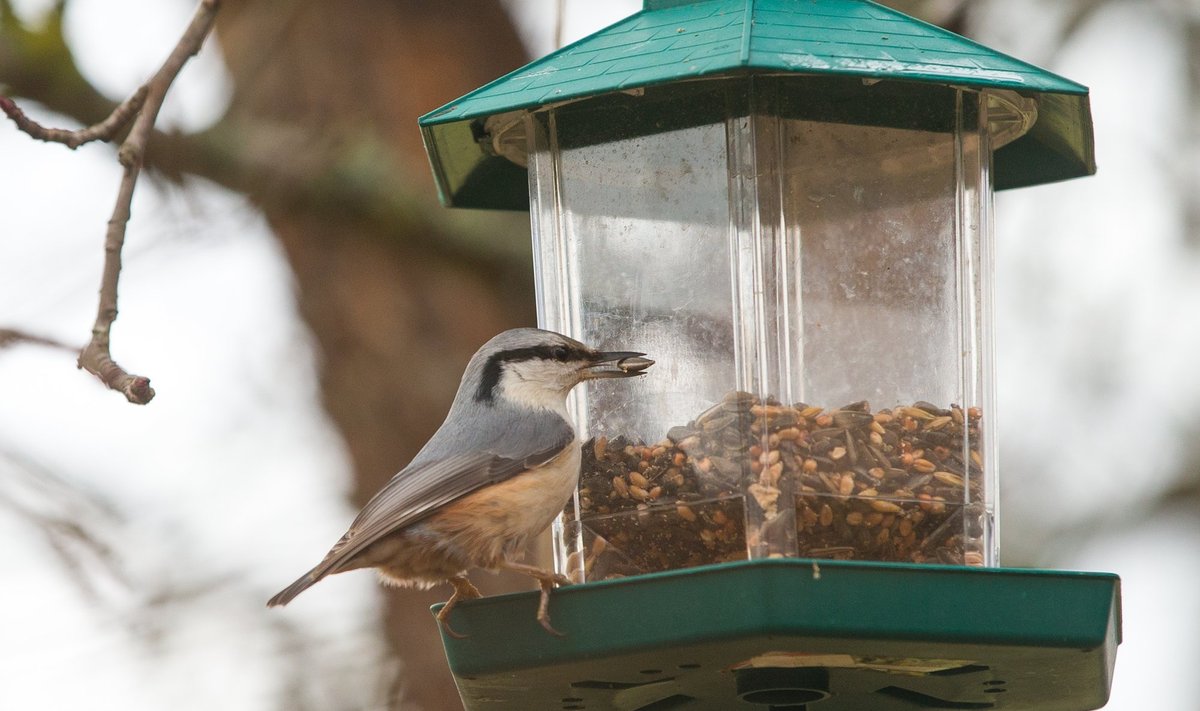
[550,345,569,362]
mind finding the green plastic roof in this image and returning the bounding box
[420,0,1095,209]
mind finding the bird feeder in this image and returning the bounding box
[419,2,1119,709]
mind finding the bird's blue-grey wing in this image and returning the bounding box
[311,412,574,578]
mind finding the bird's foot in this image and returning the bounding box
[500,560,570,636]
[436,575,482,639]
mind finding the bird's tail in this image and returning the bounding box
[267,567,324,607]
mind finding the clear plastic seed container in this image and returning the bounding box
[526,75,1022,582]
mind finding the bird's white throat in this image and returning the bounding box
[496,360,576,420]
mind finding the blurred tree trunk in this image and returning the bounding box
[211,2,535,708]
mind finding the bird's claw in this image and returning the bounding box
[537,612,566,637]
[499,560,572,636]
[437,575,483,639]
[534,574,568,637]
[438,613,470,639]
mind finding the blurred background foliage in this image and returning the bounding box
[1,1,1198,709]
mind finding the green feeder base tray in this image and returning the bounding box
[434,559,1120,711]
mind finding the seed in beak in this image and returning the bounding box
[617,356,654,374]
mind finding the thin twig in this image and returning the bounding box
[554,0,565,49]
[74,0,221,405]
[0,87,148,149]
[0,446,131,599]
[0,328,75,352]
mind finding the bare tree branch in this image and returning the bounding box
[2,0,222,404]
[0,87,147,149]
[1,1,221,403]
[1057,0,1110,51]
[0,328,74,352]
[880,0,969,30]
[553,0,565,49]
[68,0,220,404]
[0,447,131,599]
[0,5,531,276]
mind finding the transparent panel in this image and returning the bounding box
[531,83,737,441]
[532,78,997,581]
[528,83,748,580]
[783,113,960,408]
[772,82,993,566]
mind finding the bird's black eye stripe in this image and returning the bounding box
[474,344,590,402]
[500,344,589,364]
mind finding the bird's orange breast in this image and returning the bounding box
[423,442,581,569]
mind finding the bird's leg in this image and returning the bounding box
[499,560,572,636]
[436,575,482,639]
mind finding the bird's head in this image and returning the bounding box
[468,328,653,410]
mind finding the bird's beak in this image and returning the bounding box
[582,351,654,380]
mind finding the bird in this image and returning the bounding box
[267,327,653,637]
